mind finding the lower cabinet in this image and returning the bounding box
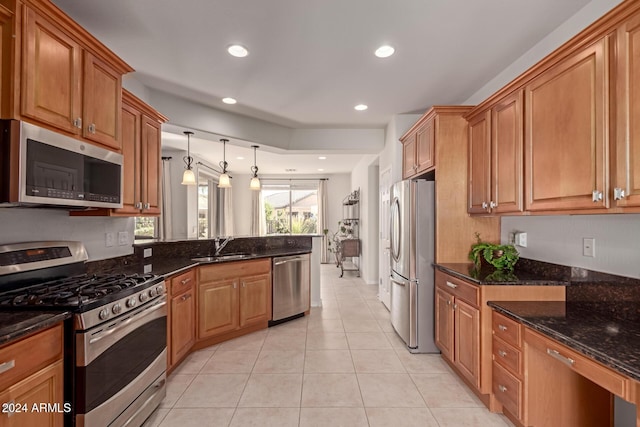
[0,324,64,427]
[197,259,271,342]
[168,269,196,370]
[434,269,565,410]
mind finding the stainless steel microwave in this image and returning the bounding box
[0,120,123,208]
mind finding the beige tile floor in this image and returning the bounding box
[144,264,514,427]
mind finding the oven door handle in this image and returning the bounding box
[77,297,167,366]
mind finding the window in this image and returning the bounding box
[134,217,157,239]
[197,169,218,239]
[262,180,318,235]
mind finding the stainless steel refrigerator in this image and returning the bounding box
[389,179,437,353]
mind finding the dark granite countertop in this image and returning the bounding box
[435,262,570,285]
[488,301,640,382]
[0,311,71,346]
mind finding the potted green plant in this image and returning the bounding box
[469,233,519,272]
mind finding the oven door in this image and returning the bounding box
[75,296,167,427]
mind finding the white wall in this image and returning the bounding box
[351,155,380,284]
[380,114,422,185]
[501,215,640,279]
[0,208,134,261]
[464,0,624,104]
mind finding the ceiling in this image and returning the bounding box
[52,0,594,172]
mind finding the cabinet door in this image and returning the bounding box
[0,361,64,427]
[402,133,417,179]
[140,115,161,215]
[435,288,454,362]
[115,101,142,214]
[468,110,491,214]
[492,90,524,213]
[416,117,435,173]
[615,12,640,207]
[239,273,271,328]
[171,287,195,365]
[22,8,81,134]
[198,279,238,339]
[525,38,609,211]
[83,52,121,150]
[454,298,480,388]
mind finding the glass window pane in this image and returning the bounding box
[134,217,156,238]
[263,188,291,234]
[291,189,317,234]
[198,182,209,238]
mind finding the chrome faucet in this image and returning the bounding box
[214,236,234,256]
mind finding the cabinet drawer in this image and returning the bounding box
[492,311,521,348]
[435,270,479,307]
[199,258,271,283]
[492,361,522,419]
[171,269,196,296]
[525,328,627,398]
[0,324,63,391]
[493,336,522,376]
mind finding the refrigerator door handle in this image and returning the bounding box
[390,197,401,262]
[390,277,407,287]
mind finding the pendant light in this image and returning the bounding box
[249,145,261,190]
[181,131,196,185]
[218,138,231,188]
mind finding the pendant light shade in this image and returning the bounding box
[249,145,261,190]
[181,131,196,186]
[218,138,232,188]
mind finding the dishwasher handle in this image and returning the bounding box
[274,257,307,266]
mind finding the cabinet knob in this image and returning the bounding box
[73,118,82,129]
[181,293,191,301]
[233,282,237,289]
[498,350,507,358]
[498,385,508,393]
[614,188,626,200]
[181,278,191,285]
[143,203,150,210]
[88,123,96,134]
[446,300,451,306]
[592,190,603,202]
[481,202,488,209]
[453,303,457,310]
[489,201,497,209]
[134,202,143,209]
[498,324,507,332]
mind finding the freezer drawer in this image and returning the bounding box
[272,254,310,321]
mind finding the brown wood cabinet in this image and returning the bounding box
[614,11,640,208]
[435,269,565,410]
[197,259,271,344]
[467,90,524,215]
[20,4,131,151]
[400,115,435,179]
[0,324,64,427]
[167,269,196,371]
[524,37,609,212]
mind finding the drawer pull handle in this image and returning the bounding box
[445,281,457,289]
[498,384,508,393]
[498,325,507,332]
[181,293,191,301]
[547,348,575,366]
[498,350,507,357]
[0,359,15,374]
[180,278,191,285]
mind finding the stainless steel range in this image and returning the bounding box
[0,241,167,427]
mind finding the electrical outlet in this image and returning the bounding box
[143,264,152,274]
[105,232,115,247]
[143,248,152,258]
[514,232,527,247]
[583,238,595,257]
[118,231,129,246]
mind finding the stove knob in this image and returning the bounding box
[139,293,148,303]
[112,303,122,315]
[149,288,157,298]
[156,285,164,295]
[99,309,109,320]
[126,297,137,308]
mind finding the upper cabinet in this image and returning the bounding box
[401,114,435,179]
[614,12,640,208]
[4,0,133,151]
[468,90,523,215]
[524,38,609,212]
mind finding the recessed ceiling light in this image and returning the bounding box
[354,104,368,111]
[285,168,297,172]
[236,156,245,160]
[375,45,395,58]
[318,168,324,171]
[222,97,237,104]
[318,156,327,160]
[227,44,249,57]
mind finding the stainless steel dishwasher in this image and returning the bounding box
[271,254,310,323]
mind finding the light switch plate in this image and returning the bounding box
[118,231,129,246]
[515,232,527,247]
[105,232,115,247]
[143,248,152,258]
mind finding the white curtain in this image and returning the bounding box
[159,158,173,240]
[218,187,235,236]
[250,190,266,236]
[318,179,329,263]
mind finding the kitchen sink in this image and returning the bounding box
[192,253,252,262]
